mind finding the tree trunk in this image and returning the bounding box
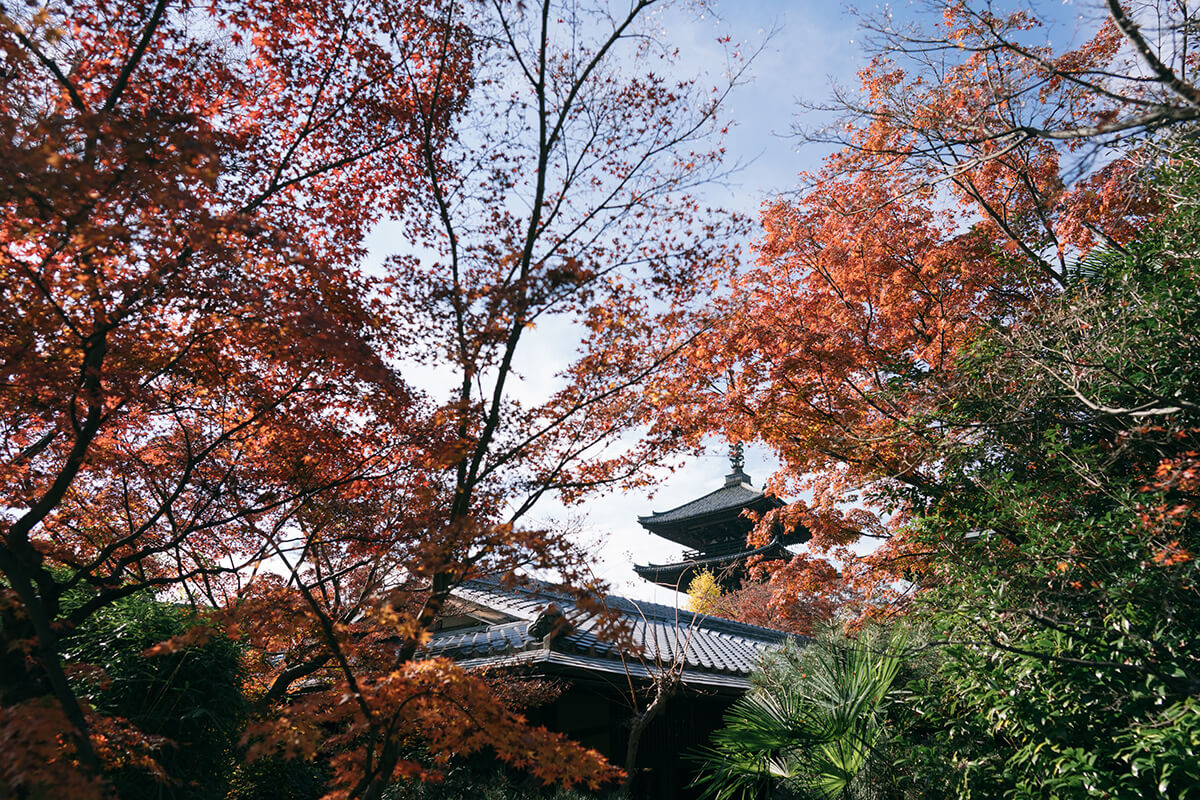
[623,673,679,794]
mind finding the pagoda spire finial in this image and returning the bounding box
[725,441,750,486]
[730,441,744,473]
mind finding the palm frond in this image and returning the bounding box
[695,627,908,800]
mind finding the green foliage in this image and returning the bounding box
[901,630,1200,799]
[695,627,908,800]
[882,145,1200,799]
[226,757,330,800]
[60,590,247,800]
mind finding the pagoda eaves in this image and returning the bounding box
[634,452,809,591]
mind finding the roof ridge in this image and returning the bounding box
[456,576,799,645]
[637,481,764,523]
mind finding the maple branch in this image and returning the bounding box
[391,10,488,668]
[239,132,410,215]
[460,0,686,528]
[270,538,374,722]
[398,0,473,507]
[63,374,312,600]
[262,653,334,703]
[526,2,723,248]
[0,318,113,772]
[268,535,447,800]
[1107,0,1200,108]
[454,0,562,519]
[953,5,1159,109]
[265,1,358,193]
[10,244,87,342]
[542,0,656,155]
[7,428,57,467]
[494,324,721,523]
[482,321,713,487]
[530,66,746,298]
[5,331,107,563]
[7,22,88,113]
[950,169,1066,286]
[101,0,171,113]
[843,1,1200,150]
[491,0,536,87]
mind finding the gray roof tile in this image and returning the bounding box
[423,578,802,689]
[637,482,770,526]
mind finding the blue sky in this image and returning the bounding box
[366,0,1109,604]
[562,0,1109,603]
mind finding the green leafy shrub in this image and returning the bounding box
[696,627,909,800]
[61,591,246,800]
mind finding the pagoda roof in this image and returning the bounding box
[637,470,785,549]
[638,476,764,525]
[633,539,796,590]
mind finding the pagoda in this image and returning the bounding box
[633,445,808,590]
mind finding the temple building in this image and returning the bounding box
[427,576,792,798]
[422,447,805,798]
[633,444,808,591]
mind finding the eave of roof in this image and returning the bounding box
[632,540,796,589]
[634,540,795,576]
[637,479,782,531]
[451,648,753,691]
[425,578,802,687]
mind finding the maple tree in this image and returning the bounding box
[648,0,1193,612]
[3,0,453,792]
[0,0,744,797]
[662,3,1200,793]
[379,0,747,648]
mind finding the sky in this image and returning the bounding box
[561,0,1105,605]
[525,0,868,605]
[367,0,1106,606]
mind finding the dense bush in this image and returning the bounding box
[699,140,1200,800]
[61,591,247,800]
[384,753,626,800]
[226,756,330,800]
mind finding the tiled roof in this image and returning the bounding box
[635,539,796,575]
[637,481,770,527]
[632,539,797,589]
[424,578,799,690]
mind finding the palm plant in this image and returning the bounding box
[695,627,907,800]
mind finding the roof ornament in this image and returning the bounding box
[725,441,750,487]
[527,603,571,644]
